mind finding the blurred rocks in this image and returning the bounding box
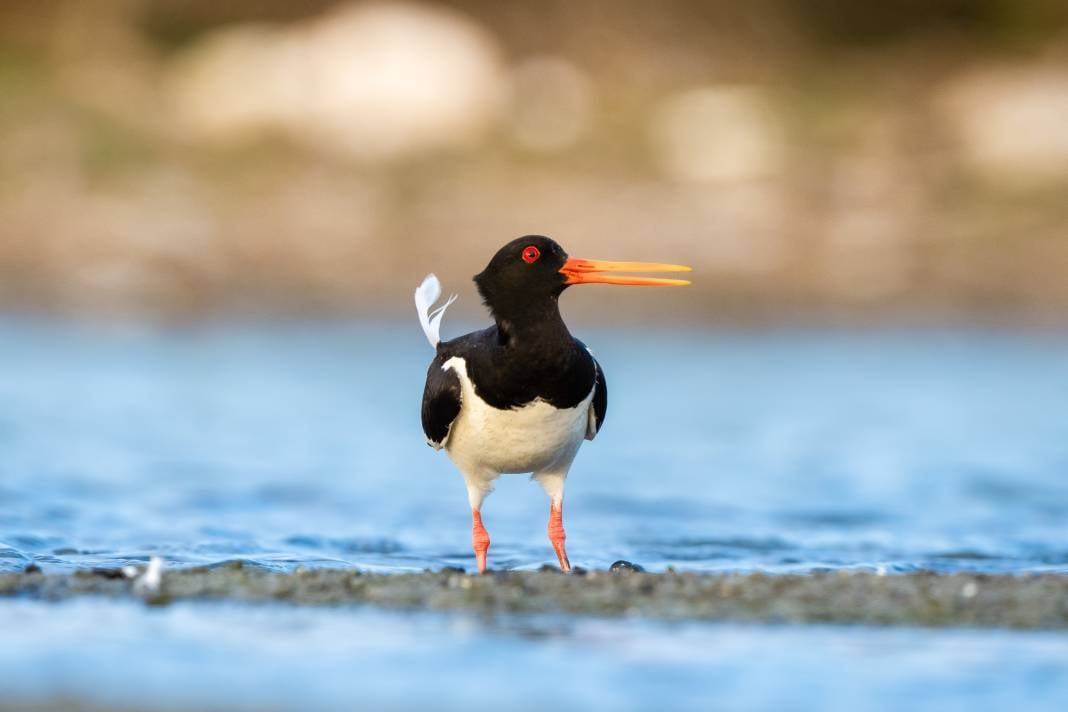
[648,87,784,183]
[823,121,920,301]
[1,1,1067,322]
[938,65,1068,188]
[167,1,507,160]
[508,56,595,152]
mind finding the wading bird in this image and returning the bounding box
[415,236,690,573]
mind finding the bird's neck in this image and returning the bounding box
[492,297,571,350]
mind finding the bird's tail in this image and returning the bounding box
[414,274,457,348]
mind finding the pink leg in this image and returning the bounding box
[548,503,571,572]
[472,509,491,574]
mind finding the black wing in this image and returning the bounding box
[421,352,462,449]
[585,356,607,440]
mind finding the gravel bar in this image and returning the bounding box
[2,563,1067,629]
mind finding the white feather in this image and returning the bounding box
[414,274,457,348]
[125,555,163,596]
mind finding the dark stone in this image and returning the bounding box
[610,560,645,573]
[90,567,127,579]
[23,563,41,574]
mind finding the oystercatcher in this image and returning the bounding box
[415,236,690,573]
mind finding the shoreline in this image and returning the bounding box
[2,563,1066,629]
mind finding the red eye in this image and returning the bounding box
[522,245,541,263]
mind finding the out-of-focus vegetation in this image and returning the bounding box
[1,0,1067,323]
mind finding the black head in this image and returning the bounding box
[473,235,692,337]
[474,235,570,323]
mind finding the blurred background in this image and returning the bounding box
[3,4,1068,710]
[2,0,1067,324]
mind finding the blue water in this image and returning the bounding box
[1,318,1067,710]
[2,319,1066,575]
[2,598,1068,712]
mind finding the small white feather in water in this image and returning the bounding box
[126,556,164,595]
[414,274,457,348]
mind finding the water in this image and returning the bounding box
[2,319,1066,575]
[3,598,1068,712]
[2,318,1067,710]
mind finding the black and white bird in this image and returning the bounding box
[415,236,690,573]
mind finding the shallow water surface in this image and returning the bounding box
[2,319,1067,711]
[2,597,1068,712]
[2,319,1065,574]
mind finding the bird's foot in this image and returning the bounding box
[472,509,490,574]
[548,504,570,573]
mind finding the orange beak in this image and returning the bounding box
[560,258,692,286]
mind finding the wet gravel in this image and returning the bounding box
[2,563,1067,629]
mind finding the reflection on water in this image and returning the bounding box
[2,598,1068,712]
[1,319,1066,574]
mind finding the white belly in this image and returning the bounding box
[442,356,592,476]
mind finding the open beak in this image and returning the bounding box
[560,258,692,286]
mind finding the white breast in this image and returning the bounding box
[442,356,593,477]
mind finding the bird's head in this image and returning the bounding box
[474,235,690,325]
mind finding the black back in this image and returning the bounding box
[421,328,607,447]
